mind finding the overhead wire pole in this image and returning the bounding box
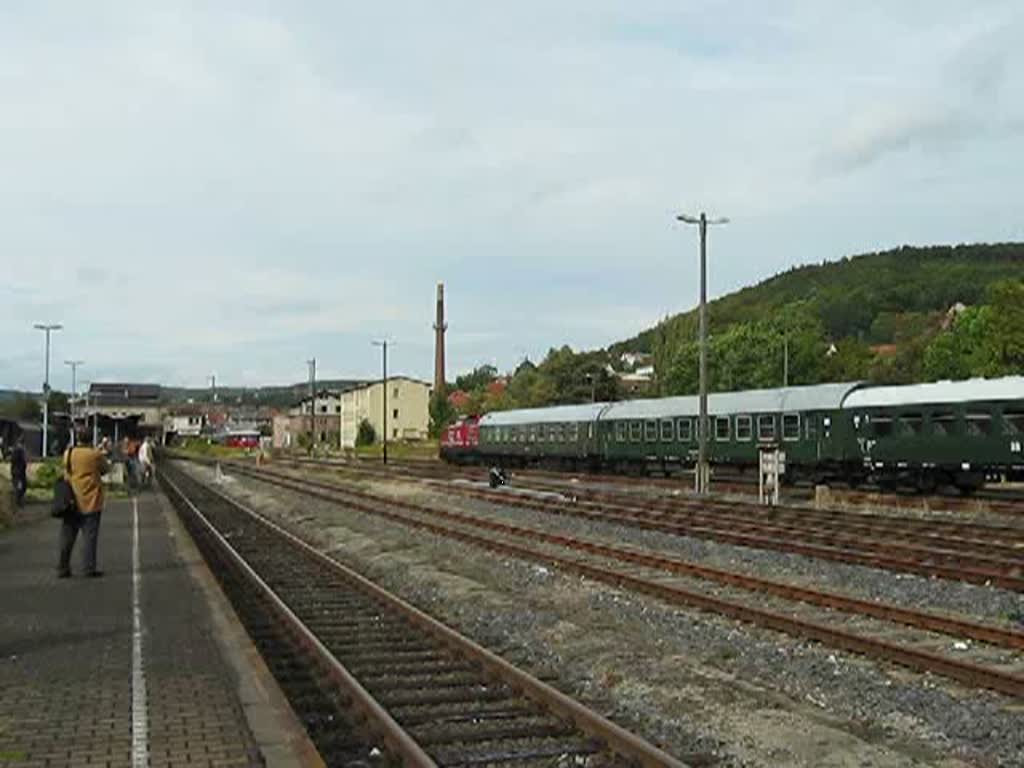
[676,212,728,495]
[371,340,390,464]
[307,358,317,452]
[34,323,62,458]
[65,359,84,446]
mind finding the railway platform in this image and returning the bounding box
[0,494,320,768]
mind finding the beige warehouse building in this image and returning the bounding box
[339,377,431,448]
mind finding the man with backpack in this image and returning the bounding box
[9,436,27,508]
[58,431,110,579]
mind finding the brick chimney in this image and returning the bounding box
[433,282,447,396]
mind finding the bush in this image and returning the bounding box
[356,419,376,447]
[30,458,64,489]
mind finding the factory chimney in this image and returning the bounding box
[433,282,447,397]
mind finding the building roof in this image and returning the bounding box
[842,376,1024,409]
[88,383,162,405]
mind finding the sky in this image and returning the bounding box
[2,2,1023,392]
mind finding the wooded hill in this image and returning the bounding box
[435,242,1024,431]
[615,242,1024,394]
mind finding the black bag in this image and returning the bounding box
[51,448,79,519]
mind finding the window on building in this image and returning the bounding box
[393,408,399,419]
[616,421,627,442]
[966,412,993,436]
[782,413,800,441]
[644,420,658,442]
[319,432,327,442]
[872,416,893,438]
[735,415,752,441]
[899,413,923,435]
[393,428,398,438]
[660,419,674,442]
[715,416,730,441]
[320,405,328,413]
[393,387,399,399]
[335,406,341,413]
[1004,409,1024,435]
[629,421,642,442]
[757,415,776,440]
[677,418,692,441]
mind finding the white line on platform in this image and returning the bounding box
[131,497,149,767]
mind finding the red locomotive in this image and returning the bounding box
[439,416,480,464]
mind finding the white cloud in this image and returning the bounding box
[1,2,1022,390]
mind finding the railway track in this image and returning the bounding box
[190,458,1024,699]
[370,458,1024,516]
[277,457,1024,592]
[159,462,687,767]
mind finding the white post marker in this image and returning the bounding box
[131,497,149,767]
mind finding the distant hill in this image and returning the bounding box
[163,379,370,408]
[610,242,1024,394]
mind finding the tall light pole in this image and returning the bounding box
[65,360,84,446]
[34,323,63,457]
[307,358,317,450]
[676,212,728,495]
[371,340,390,464]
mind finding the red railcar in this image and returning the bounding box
[222,431,260,449]
[439,416,480,464]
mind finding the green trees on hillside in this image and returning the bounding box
[922,280,1024,380]
[447,245,1024,413]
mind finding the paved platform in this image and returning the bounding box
[0,493,317,768]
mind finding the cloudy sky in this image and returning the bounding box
[2,2,1022,392]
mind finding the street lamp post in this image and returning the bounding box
[371,341,390,464]
[34,323,63,457]
[307,359,317,451]
[676,212,728,495]
[65,360,84,445]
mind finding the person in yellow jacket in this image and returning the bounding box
[59,432,110,578]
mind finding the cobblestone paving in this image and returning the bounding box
[0,496,261,768]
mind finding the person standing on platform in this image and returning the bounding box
[138,436,154,485]
[59,429,110,578]
[10,436,27,508]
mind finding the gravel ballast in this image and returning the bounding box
[178,461,1024,767]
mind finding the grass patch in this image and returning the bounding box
[353,440,439,461]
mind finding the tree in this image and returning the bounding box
[0,393,41,421]
[428,392,456,438]
[922,306,992,381]
[356,419,376,446]
[823,339,872,381]
[454,365,498,393]
[986,279,1024,374]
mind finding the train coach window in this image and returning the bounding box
[782,413,800,441]
[931,412,956,436]
[660,419,674,441]
[629,421,643,442]
[735,415,752,441]
[715,417,730,441]
[1003,409,1024,435]
[872,416,893,438]
[615,422,627,442]
[757,415,776,440]
[677,418,692,441]
[569,424,580,441]
[899,413,923,435]
[644,420,658,442]
[805,415,818,439]
[966,413,993,436]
